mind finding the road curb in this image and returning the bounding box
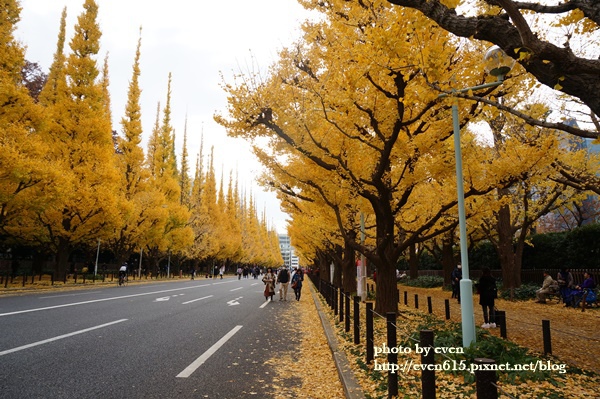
[308,283,366,399]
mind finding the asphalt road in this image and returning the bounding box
[0,277,300,399]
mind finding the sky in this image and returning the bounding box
[15,0,312,234]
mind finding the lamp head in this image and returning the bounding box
[483,45,515,81]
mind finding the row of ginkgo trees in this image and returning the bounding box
[217,0,600,314]
[0,0,283,277]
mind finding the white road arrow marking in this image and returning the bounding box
[227,296,243,306]
[155,296,171,302]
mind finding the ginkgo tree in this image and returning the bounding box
[0,0,48,239]
[108,32,150,265]
[217,0,542,314]
[258,147,367,293]
[1,0,283,276]
[34,0,121,277]
[142,73,193,275]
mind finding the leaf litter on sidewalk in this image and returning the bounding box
[265,287,345,399]
[311,283,600,398]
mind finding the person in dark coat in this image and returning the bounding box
[451,264,462,303]
[478,267,497,329]
[556,268,574,304]
[291,267,304,301]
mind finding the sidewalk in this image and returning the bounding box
[308,283,366,399]
[266,280,365,399]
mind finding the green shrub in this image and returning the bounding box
[401,275,444,288]
[401,318,566,384]
[499,283,538,301]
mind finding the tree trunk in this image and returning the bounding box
[441,231,455,286]
[55,238,71,278]
[497,204,519,289]
[374,256,398,315]
[370,199,400,315]
[317,250,330,283]
[342,240,357,294]
[333,245,343,288]
[408,243,419,279]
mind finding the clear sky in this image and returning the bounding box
[15,0,311,234]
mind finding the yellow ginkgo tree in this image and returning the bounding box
[218,0,538,314]
[35,0,120,277]
[0,0,48,239]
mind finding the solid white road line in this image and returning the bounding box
[259,299,271,309]
[0,319,128,356]
[181,295,213,305]
[176,325,243,378]
[39,291,101,299]
[211,280,237,285]
[0,284,211,317]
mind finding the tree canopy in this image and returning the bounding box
[1,0,283,276]
[218,0,599,313]
[386,0,600,138]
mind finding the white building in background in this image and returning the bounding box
[278,234,299,269]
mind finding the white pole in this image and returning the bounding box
[167,250,171,278]
[452,101,476,347]
[94,239,100,276]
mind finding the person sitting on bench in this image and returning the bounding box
[536,270,559,304]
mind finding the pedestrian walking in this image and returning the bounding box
[262,267,276,301]
[277,267,290,301]
[291,267,304,301]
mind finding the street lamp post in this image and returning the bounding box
[444,46,514,347]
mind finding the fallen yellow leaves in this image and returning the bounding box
[313,282,600,398]
[266,285,345,399]
[401,285,600,373]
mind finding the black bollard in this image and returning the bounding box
[420,330,435,399]
[386,312,398,398]
[495,310,507,339]
[345,292,351,333]
[354,296,360,345]
[339,289,344,323]
[366,302,374,364]
[333,286,338,314]
[542,320,552,355]
[474,358,498,399]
